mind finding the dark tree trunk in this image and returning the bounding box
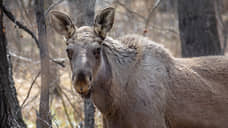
[178,0,222,57]
[68,0,96,128]
[35,0,51,128]
[0,0,26,127]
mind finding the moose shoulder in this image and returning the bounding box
[49,7,228,128]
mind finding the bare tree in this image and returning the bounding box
[178,0,222,57]
[68,1,96,128]
[35,0,51,127]
[0,0,26,127]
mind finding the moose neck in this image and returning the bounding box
[90,37,136,117]
[90,44,114,115]
[102,37,140,88]
[91,36,139,116]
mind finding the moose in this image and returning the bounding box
[49,7,228,128]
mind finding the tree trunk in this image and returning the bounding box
[68,0,96,128]
[35,0,51,128]
[178,0,222,57]
[68,0,96,26]
[0,0,26,127]
[46,0,61,101]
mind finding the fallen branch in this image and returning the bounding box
[3,5,40,48]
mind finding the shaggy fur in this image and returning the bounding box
[50,9,228,128]
[80,28,228,128]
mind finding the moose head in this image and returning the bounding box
[49,8,115,97]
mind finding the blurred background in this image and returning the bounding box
[2,0,228,127]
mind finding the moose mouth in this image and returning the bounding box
[73,82,92,99]
[78,88,91,98]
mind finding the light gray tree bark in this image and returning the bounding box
[35,0,51,128]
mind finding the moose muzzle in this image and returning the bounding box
[72,70,92,97]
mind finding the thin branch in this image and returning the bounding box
[19,0,30,20]
[49,57,66,67]
[148,24,179,35]
[9,51,66,67]
[52,115,60,128]
[23,92,40,108]
[215,0,227,54]
[18,0,34,28]
[9,51,40,64]
[114,0,145,20]
[2,5,40,48]
[60,94,74,128]
[3,5,66,68]
[21,71,41,108]
[143,0,161,36]
[61,88,82,119]
[103,0,113,5]
[45,0,64,17]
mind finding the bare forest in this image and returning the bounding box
[1,0,228,128]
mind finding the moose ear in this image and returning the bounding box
[49,11,76,39]
[94,7,115,39]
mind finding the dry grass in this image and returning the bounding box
[14,66,103,128]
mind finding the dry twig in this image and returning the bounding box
[143,0,161,36]
[3,6,66,67]
[60,94,74,128]
[9,51,66,67]
[21,71,41,108]
[114,0,145,20]
[61,88,82,119]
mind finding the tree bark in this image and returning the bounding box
[68,0,96,26]
[68,0,96,128]
[178,0,222,57]
[46,0,61,101]
[35,0,51,128]
[0,0,26,127]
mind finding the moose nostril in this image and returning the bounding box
[77,71,86,81]
[89,74,92,81]
[72,74,76,81]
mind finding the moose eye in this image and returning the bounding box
[93,47,101,59]
[66,48,73,60]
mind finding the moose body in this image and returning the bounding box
[50,8,228,128]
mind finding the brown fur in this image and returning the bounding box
[49,9,228,128]
[94,34,228,128]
